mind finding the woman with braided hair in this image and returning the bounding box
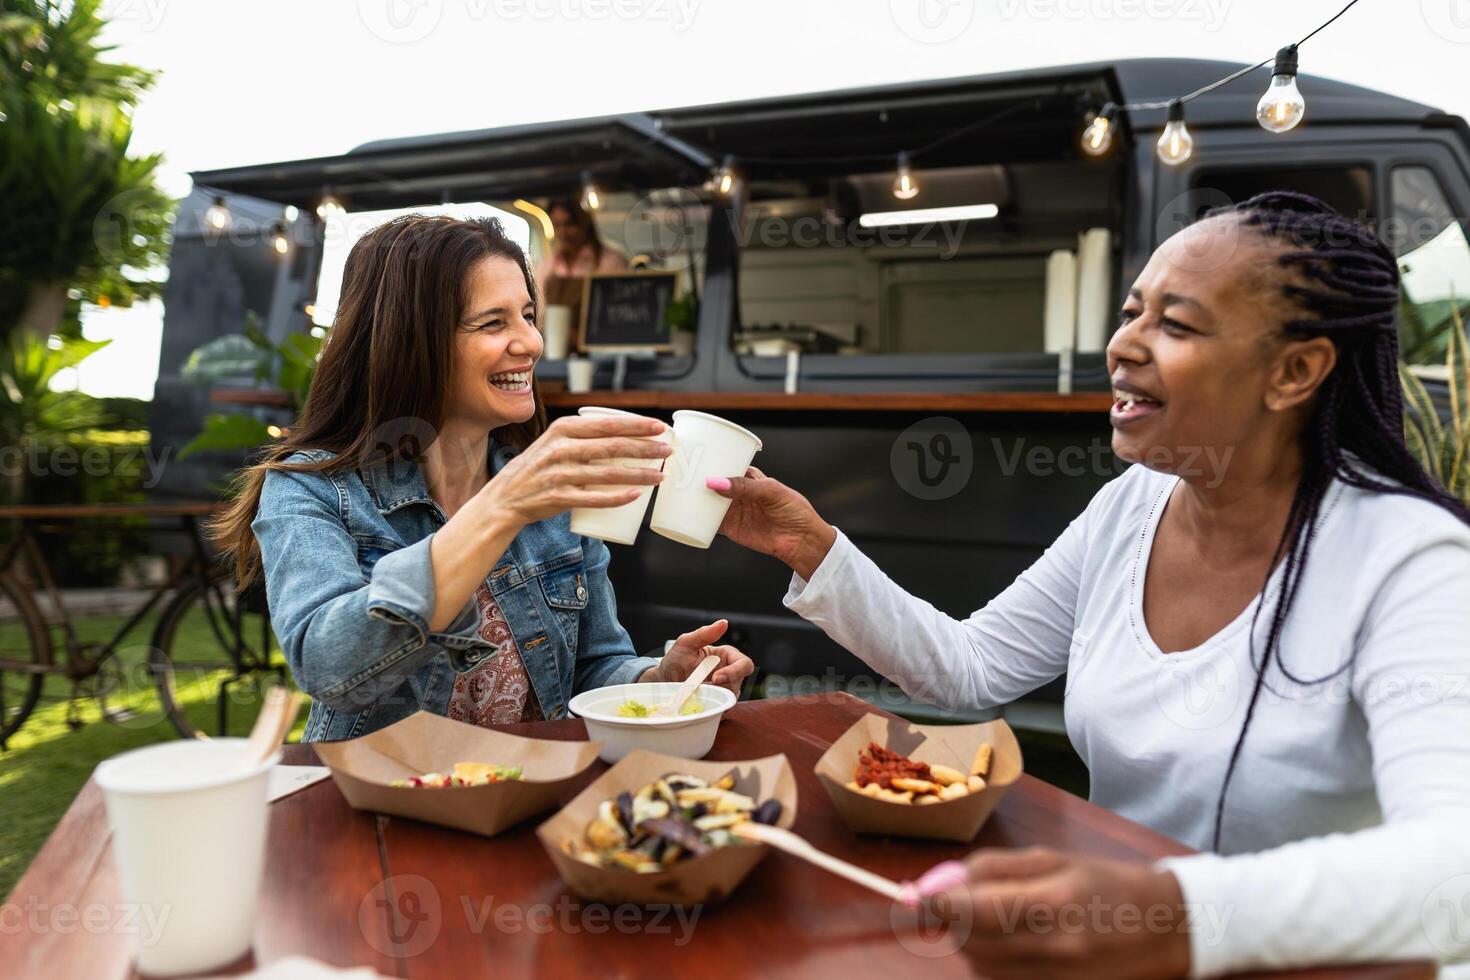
[709,192,1470,977]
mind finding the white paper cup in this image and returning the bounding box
[569,407,671,546]
[94,738,279,977]
[566,358,595,393]
[650,410,763,549]
[542,305,572,360]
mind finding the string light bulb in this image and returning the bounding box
[1256,44,1306,133]
[714,155,738,197]
[892,152,920,200]
[1156,100,1194,167]
[271,222,289,255]
[580,172,602,212]
[205,195,230,231]
[1080,104,1117,157]
[316,192,344,220]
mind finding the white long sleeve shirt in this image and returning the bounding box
[784,463,1470,977]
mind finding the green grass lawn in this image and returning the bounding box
[1,609,302,897]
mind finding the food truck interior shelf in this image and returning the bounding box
[539,390,1113,414]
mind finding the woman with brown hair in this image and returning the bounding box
[214,214,751,741]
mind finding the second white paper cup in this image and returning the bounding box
[542,305,573,359]
[569,407,672,546]
[566,358,595,393]
[94,738,278,977]
[650,410,763,549]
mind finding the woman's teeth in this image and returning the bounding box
[1112,388,1162,416]
[490,371,530,391]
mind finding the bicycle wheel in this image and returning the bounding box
[150,570,289,740]
[0,572,51,748]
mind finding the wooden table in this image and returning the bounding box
[3,694,1431,980]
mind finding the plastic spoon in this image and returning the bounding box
[733,822,904,900]
[732,822,967,907]
[242,686,302,767]
[653,654,720,717]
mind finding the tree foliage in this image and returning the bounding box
[0,0,173,338]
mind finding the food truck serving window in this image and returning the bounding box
[731,161,1119,358]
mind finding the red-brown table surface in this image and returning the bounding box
[3,694,1431,980]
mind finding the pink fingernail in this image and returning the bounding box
[919,860,968,895]
[899,861,967,907]
[706,476,731,492]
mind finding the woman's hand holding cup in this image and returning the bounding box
[485,414,671,527]
[706,467,837,580]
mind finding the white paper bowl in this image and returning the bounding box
[568,682,737,763]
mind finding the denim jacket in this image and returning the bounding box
[251,445,659,742]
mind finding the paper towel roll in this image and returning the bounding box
[1043,249,1077,353]
[1075,228,1113,353]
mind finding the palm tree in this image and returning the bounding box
[0,0,172,340]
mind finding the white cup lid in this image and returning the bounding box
[95,738,280,796]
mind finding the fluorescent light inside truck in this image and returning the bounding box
[858,203,999,228]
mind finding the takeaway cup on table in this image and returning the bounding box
[94,738,278,977]
[650,410,763,549]
[568,406,672,545]
[541,304,573,359]
[566,357,595,393]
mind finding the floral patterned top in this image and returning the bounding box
[447,583,542,726]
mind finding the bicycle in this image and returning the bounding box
[0,502,288,748]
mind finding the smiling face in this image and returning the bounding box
[446,256,542,431]
[1105,216,1335,479]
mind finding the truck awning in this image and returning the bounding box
[191,58,1439,210]
[190,113,718,211]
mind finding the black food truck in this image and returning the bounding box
[160,58,1470,733]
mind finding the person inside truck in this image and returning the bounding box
[707,192,1470,977]
[536,196,630,281]
[212,214,751,741]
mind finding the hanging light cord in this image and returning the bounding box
[692,0,1362,179]
[1116,0,1362,112]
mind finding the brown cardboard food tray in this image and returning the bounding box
[815,713,1022,842]
[536,749,797,906]
[314,711,602,837]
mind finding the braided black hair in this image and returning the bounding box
[1202,191,1470,850]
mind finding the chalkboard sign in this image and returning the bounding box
[578,272,680,352]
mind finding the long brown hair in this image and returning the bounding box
[214,214,548,588]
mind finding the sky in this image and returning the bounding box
[72,0,1470,398]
